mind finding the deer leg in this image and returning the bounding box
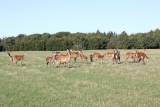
[20,61,22,66]
[113,59,114,64]
[12,60,15,66]
[90,58,91,62]
[63,62,66,67]
[52,61,55,67]
[114,58,117,64]
[56,61,60,68]
[46,62,49,67]
[142,58,145,65]
[138,58,141,64]
[67,62,70,68]
[49,62,51,67]
[13,60,16,66]
[10,60,14,66]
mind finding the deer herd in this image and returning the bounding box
[6,49,149,67]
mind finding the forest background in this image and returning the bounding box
[0,29,160,51]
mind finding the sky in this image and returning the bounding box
[0,0,160,38]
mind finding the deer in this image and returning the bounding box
[56,49,71,68]
[125,52,136,62]
[78,50,88,63]
[92,52,101,61]
[70,49,80,62]
[7,52,14,64]
[7,51,27,66]
[135,50,149,65]
[90,54,93,62]
[46,51,59,67]
[96,54,105,64]
[112,49,120,64]
[104,52,114,59]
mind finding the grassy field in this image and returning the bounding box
[0,49,160,107]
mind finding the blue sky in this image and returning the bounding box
[0,0,160,38]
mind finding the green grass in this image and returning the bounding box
[0,49,160,107]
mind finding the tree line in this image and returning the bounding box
[0,29,160,51]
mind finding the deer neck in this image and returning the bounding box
[66,50,71,62]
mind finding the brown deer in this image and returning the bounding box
[125,52,136,62]
[96,54,105,64]
[56,49,71,68]
[92,52,100,61]
[46,51,59,67]
[7,51,27,66]
[90,54,93,62]
[135,50,149,65]
[78,50,88,63]
[112,50,120,64]
[70,49,80,62]
[104,52,114,59]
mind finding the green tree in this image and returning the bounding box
[128,38,143,49]
[142,36,158,49]
[107,36,117,49]
[116,31,129,49]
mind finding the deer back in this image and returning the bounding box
[57,49,71,62]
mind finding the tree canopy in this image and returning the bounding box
[0,29,160,51]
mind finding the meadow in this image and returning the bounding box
[0,49,160,107]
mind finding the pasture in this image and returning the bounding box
[0,49,160,107]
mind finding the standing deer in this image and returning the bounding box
[96,54,105,64]
[70,50,80,62]
[92,52,100,61]
[104,52,114,59]
[112,50,120,64]
[125,52,136,62]
[78,50,88,63]
[56,49,71,68]
[46,51,59,67]
[135,50,149,65]
[7,51,27,66]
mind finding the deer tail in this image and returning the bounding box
[145,55,149,62]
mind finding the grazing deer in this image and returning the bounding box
[125,52,136,62]
[135,50,149,65]
[112,50,120,64]
[92,52,100,61]
[7,51,27,66]
[70,50,80,62]
[78,50,88,63]
[46,51,59,67]
[56,49,71,68]
[104,52,114,59]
